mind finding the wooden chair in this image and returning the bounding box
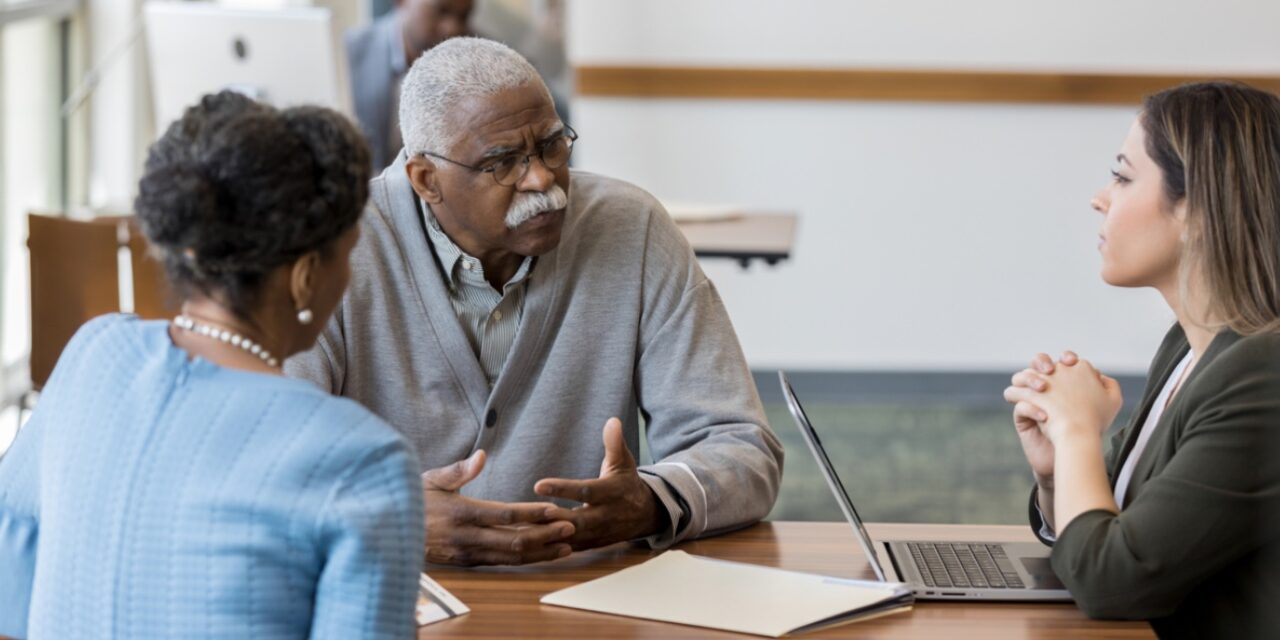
[125,219,176,321]
[26,213,175,391]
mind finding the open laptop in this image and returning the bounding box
[778,371,1072,602]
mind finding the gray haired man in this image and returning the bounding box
[286,37,783,566]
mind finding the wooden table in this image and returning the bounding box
[422,521,1154,639]
[675,212,798,267]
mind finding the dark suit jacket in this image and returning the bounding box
[345,12,402,172]
[1030,325,1280,638]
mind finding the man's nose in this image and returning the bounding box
[517,155,555,192]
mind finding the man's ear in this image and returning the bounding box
[289,250,322,314]
[406,155,444,204]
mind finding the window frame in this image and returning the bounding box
[0,0,80,410]
[0,0,78,26]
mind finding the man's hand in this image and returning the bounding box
[533,418,665,551]
[422,450,575,566]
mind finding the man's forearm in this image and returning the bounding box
[635,484,666,540]
[634,473,687,547]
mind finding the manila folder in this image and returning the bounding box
[540,550,913,637]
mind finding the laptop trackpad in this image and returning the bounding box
[1019,557,1066,590]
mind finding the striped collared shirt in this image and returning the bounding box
[420,199,532,385]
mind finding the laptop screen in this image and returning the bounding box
[778,371,889,582]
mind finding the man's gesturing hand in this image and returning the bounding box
[533,418,665,551]
[422,450,575,566]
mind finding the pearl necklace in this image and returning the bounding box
[173,315,280,368]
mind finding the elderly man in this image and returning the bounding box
[286,37,783,566]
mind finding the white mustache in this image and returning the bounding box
[505,184,568,229]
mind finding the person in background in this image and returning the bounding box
[469,0,572,128]
[346,0,474,171]
[1004,81,1280,638]
[0,91,423,639]
[286,37,784,567]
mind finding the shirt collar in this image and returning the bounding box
[419,197,534,293]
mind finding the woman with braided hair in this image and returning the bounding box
[0,91,423,639]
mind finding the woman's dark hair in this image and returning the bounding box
[134,90,371,315]
[1141,81,1280,335]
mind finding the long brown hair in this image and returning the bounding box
[1142,81,1280,335]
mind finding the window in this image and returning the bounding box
[0,0,77,450]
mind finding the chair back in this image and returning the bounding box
[27,213,176,390]
[126,219,176,320]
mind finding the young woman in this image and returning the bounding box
[1004,82,1280,638]
[0,92,424,638]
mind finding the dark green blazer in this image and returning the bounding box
[1029,324,1280,639]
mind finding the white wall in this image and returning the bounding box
[2,18,63,365]
[566,0,1280,373]
[569,0,1280,73]
[84,0,147,213]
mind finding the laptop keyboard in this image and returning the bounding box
[906,542,1027,589]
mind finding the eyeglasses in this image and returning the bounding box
[420,126,578,187]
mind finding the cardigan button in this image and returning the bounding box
[485,409,497,428]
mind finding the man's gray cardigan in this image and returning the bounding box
[285,154,784,546]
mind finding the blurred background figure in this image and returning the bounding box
[347,0,569,171]
[346,0,475,171]
[471,1,572,135]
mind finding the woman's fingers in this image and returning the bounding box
[1013,400,1048,425]
[1011,369,1048,391]
[1030,352,1055,374]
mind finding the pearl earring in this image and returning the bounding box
[297,308,314,325]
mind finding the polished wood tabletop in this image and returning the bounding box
[420,521,1155,639]
[675,212,798,266]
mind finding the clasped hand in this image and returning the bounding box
[422,417,663,566]
[1003,351,1123,481]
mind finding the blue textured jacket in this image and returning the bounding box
[0,315,424,639]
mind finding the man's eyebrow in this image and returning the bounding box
[478,144,521,161]
[537,123,565,142]
[478,124,565,160]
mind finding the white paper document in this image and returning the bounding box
[416,573,469,627]
[540,551,913,637]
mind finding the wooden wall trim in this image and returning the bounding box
[575,66,1280,105]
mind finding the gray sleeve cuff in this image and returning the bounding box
[636,471,689,549]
